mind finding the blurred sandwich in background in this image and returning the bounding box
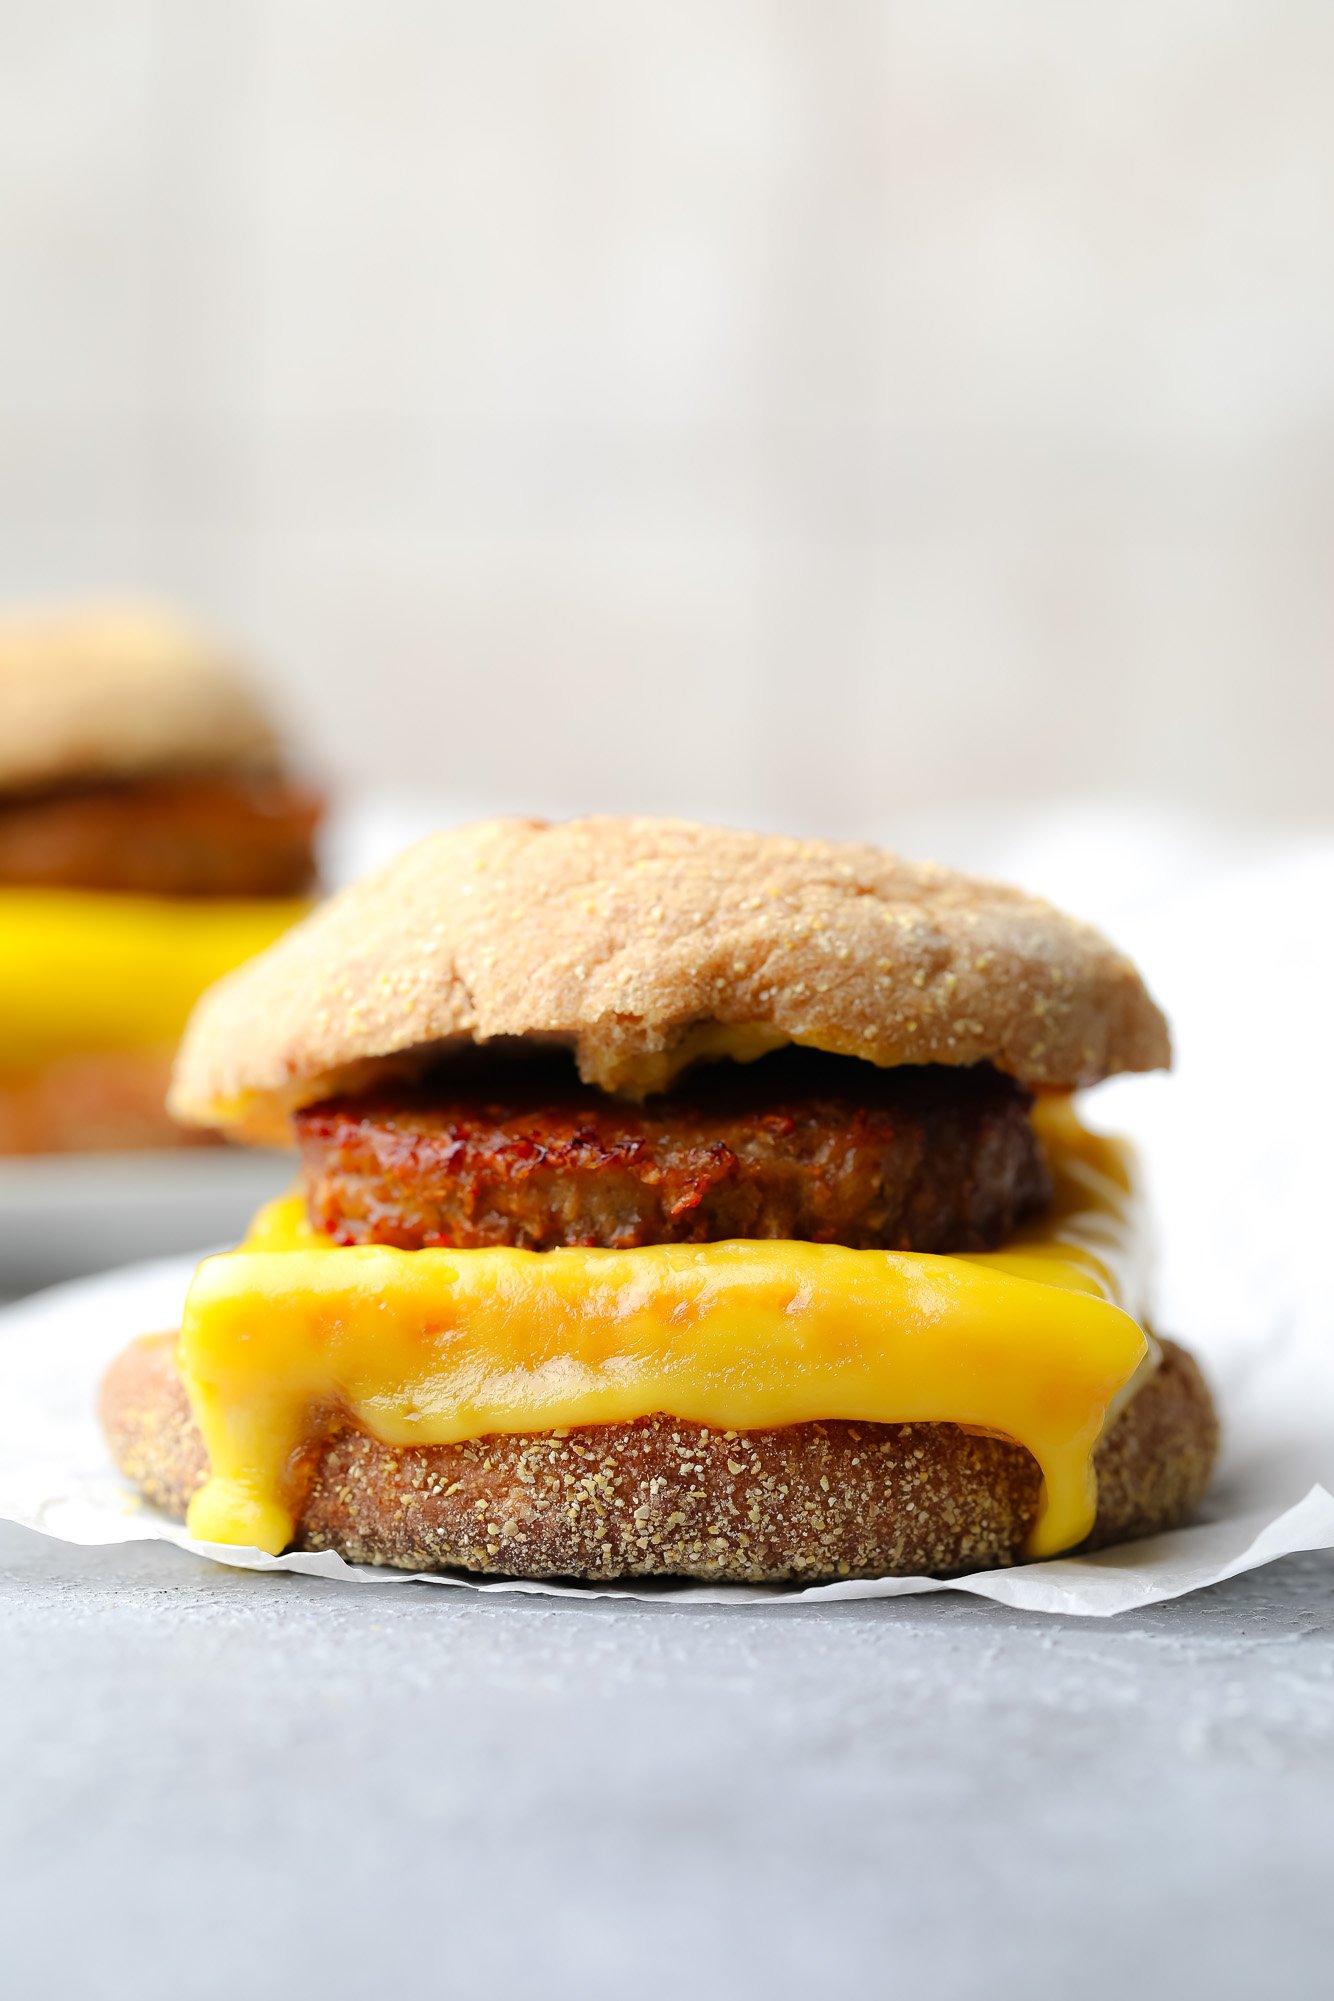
[0,603,322,1154]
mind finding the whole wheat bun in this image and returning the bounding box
[171,817,1169,1140]
[0,602,281,795]
[100,1332,1217,1581]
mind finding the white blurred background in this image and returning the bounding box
[1,2,1332,838]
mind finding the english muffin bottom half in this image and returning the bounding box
[101,817,1217,1581]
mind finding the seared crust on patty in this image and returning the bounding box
[0,773,321,897]
[100,1335,1217,1581]
[170,817,1170,1142]
[297,1053,1050,1253]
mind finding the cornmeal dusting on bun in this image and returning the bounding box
[171,816,1170,1140]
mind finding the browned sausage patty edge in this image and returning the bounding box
[297,1052,1051,1254]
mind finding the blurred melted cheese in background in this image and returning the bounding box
[0,889,309,1069]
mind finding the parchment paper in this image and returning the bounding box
[2,815,1331,1613]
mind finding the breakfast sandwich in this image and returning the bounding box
[100,816,1217,1581]
[0,603,321,1152]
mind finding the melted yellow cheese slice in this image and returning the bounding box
[179,1101,1155,1565]
[0,888,309,1067]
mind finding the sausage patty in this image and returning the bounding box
[297,1050,1051,1254]
[0,772,321,897]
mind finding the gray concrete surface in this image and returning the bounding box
[2,1523,1331,2001]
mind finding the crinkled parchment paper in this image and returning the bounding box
[1,818,1331,1613]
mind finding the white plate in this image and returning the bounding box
[0,1148,291,1293]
